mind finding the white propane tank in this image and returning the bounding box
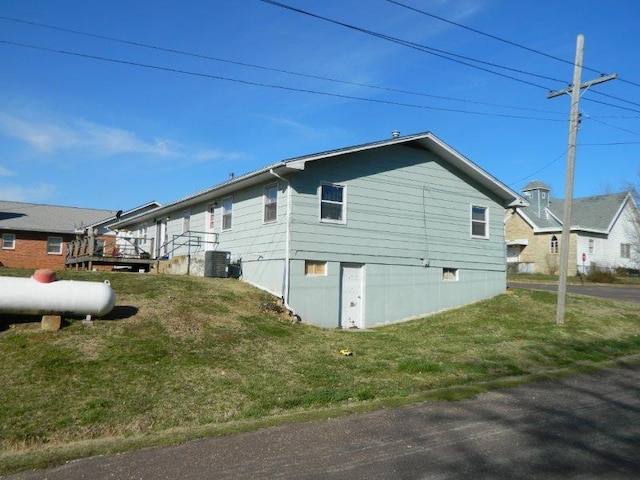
[0,269,116,317]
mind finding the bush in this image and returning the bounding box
[586,265,617,283]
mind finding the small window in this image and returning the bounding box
[442,268,458,281]
[550,235,559,254]
[2,233,15,249]
[95,239,105,256]
[47,236,63,255]
[182,210,191,234]
[588,239,595,254]
[320,184,345,223]
[305,260,327,276]
[264,184,278,223]
[222,197,233,231]
[471,205,488,238]
[621,243,631,259]
[208,205,215,230]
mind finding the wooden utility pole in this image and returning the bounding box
[547,34,616,325]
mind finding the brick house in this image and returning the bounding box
[0,201,116,270]
[505,181,640,275]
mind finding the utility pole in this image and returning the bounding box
[547,34,616,325]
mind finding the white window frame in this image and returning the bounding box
[222,196,233,231]
[2,233,15,250]
[470,205,489,238]
[263,183,278,224]
[47,236,63,255]
[2,233,16,250]
[182,210,191,234]
[319,183,346,224]
[207,204,215,230]
[588,239,594,254]
[621,243,631,259]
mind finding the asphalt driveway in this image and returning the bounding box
[508,282,640,303]
[7,363,640,479]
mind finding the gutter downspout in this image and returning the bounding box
[269,169,294,313]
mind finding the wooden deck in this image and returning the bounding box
[65,236,156,272]
[65,254,156,271]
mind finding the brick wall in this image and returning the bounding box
[0,231,72,270]
[505,211,578,275]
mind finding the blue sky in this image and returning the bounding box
[1,0,638,211]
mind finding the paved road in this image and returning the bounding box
[509,282,640,303]
[7,364,640,479]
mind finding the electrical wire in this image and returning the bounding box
[507,150,568,187]
[0,39,568,122]
[0,14,566,116]
[384,0,640,107]
[262,0,640,112]
[258,0,558,91]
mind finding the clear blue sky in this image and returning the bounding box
[1,0,638,211]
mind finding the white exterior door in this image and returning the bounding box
[340,264,364,329]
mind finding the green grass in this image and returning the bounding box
[1,268,639,474]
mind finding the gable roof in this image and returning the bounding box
[517,189,635,234]
[115,131,528,228]
[0,200,116,235]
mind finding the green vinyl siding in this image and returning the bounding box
[216,183,286,261]
[215,182,287,295]
[289,145,506,271]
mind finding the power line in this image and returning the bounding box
[258,0,558,91]
[0,39,567,122]
[384,0,640,105]
[508,149,568,186]
[0,14,565,116]
[584,116,640,137]
[384,0,578,66]
[261,0,640,111]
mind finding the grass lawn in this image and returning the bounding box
[1,268,639,474]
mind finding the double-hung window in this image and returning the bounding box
[621,243,631,259]
[320,184,345,223]
[182,211,191,234]
[550,235,559,254]
[222,197,233,231]
[47,236,63,255]
[2,233,15,249]
[208,205,215,230]
[470,205,488,238]
[263,184,278,223]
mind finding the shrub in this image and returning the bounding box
[586,264,617,283]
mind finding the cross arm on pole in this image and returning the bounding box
[547,73,618,99]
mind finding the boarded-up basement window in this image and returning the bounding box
[305,260,327,276]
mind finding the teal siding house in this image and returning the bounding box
[115,132,527,328]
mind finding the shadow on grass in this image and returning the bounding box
[0,306,138,331]
[102,305,138,321]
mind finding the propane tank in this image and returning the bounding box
[0,270,116,317]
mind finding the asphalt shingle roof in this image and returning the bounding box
[521,190,629,233]
[0,200,116,234]
[548,191,629,232]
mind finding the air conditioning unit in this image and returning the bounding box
[204,251,230,278]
